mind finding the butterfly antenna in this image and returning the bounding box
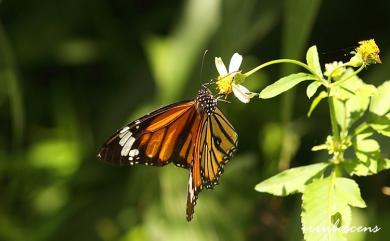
[203,80,216,86]
[199,49,209,83]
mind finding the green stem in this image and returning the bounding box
[327,91,341,150]
[328,95,340,142]
[333,64,365,86]
[244,59,318,78]
[334,165,342,177]
[328,89,347,164]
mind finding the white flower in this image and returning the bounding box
[324,61,346,78]
[215,53,256,103]
[215,52,242,78]
[232,83,257,103]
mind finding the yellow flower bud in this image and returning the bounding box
[356,39,381,65]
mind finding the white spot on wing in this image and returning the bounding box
[121,136,135,156]
[129,149,139,157]
[188,169,194,202]
[119,131,131,146]
[119,126,130,134]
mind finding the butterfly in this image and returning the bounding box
[97,85,238,221]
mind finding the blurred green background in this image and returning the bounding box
[0,0,389,240]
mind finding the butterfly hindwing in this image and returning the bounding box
[203,108,238,187]
[186,107,238,221]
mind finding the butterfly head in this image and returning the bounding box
[196,86,217,116]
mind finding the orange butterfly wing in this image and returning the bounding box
[97,100,199,168]
[186,107,238,221]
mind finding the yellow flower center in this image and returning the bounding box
[216,75,233,95]
[356,39,381,65]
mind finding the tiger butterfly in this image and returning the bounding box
[97,85,238,221]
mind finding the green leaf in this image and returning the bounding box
[311,144,327,151]
[334,178,366,208]
[306,81,322,99]
[333,98,347,130]
[368,113,390,137]
[307,91,327,117]
[347,85,377,122]
[301,176,367,241]
[355,138,380,153]
[368,81,390,136]
[355,84,377,98]
[353,133,380,153]
[306,45,323,78]
[346,129,389,176]
[259,73,316,99]
[351,132,385,176]
[344,158,390,176]
[255,163,328,196]
[369,80,390,116]
[302,175,349,241]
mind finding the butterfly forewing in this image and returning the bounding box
[97,100,197,167]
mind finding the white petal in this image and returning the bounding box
[228,53,243,74]
[215,57,228,76]
[232,84,252,103]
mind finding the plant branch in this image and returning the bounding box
[244,59,319,78]
[333,64,365,87]
[327,95,340,142]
